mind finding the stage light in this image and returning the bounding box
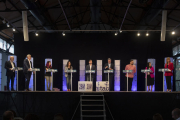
[35,32,38,36]
[115,32,118,36]
[120,30,122,33]
[172,31,175,35]
[12,28,16,31]
[119,29,122,33]
[62,32,65,36]
[137,33,140,36]
[6,23,10,27]
[146,33,149,36]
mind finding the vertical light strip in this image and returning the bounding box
[29,57,33,91]
[45,58,52,91]
[8,55,17,90]
[96,60,102,81]
[132,59,137,91]
[79,60,85,81]
[147,59,156,91]
[164,57,173,91]
[63,59,69,91]
[0,53,2,90]
[114,60,120,91]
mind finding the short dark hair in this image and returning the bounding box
[3,111,14,120]
[130,59,133,62]
[153,113,163,120]
[108,58,111,60]
[54,113,64,120]
[9,110,16,117]
[173,108,180,116]
[24,114,39,120]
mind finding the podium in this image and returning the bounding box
[141,69,152,91]
[85,70,95,81]
[29,68,40,91]
[46,69,58,90]
[104,70,113,90]
[66,70,77,91]
[158,68,171,92]
[123,70,133,91]
[14,67,23,91]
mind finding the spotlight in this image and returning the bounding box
[137,33,140,36]
[62,32,65,36]
[146,33,149,36]
[12,28,16,31]
[115,31,118,36]
[35,32,38,36]
[6,23,10,27]
[172,31,175,35]
[119,29,122,33]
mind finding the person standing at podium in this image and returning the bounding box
[65,61,73,91]
[145,62,154,92]
[23,54,33,91]
[86,60,96,81]
[124,59,136,91]
[5,56,16,91]
[104,58,114,91]
[164,57,174,92]
[45,61,52,91]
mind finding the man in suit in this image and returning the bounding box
[23,54,32,91]
[86,59,96,81]
[104,58,114,91]
[5,56,16,91]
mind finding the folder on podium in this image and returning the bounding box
[66,70,76,91]
[158,68,171,92]
[46,69,58,90]
[123,70,132,91]
[141,69,152,91]
[28,68,40,91]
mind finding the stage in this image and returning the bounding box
[0,91,180,120]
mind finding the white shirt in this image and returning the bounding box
[90,65,92,70]
[10,61,14,68]
[28,59,31,69]
[108,64,111,68]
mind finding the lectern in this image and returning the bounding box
[15,67,23,91]
[123,70,133,91]
[66,70,76,91]
[46,69,58,90]
[104,70,113,90]
[29,68,40,91]
[141,69,152,91]
[158,68,171,92]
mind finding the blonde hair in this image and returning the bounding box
[166,57,171,64]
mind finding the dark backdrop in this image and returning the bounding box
[14,33,172,91]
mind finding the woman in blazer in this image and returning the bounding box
[65,61,73,91]
[145,62,154,92]
[45,61,52,91]
[164,57,174,92]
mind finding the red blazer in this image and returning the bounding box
[164,62,174,76]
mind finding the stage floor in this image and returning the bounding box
[0,91,180,120]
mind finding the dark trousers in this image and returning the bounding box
[24,72,32,90]
[7,75,14,90]
[166,76,172,89]
[104,74,114,91]
[124,77,133,91]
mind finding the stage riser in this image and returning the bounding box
[0,92,180,120]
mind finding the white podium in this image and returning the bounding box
[29,68,40,91]
[85,70,95,81]
[78,81,93,91]
[141,69,152,91]
[66,70,76,91]
[123,70,132,91]
[46,69,58,90]
[158,68,171,92]
[15,67,23,91]
[96,81,109,91]
[104,70,113,90]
